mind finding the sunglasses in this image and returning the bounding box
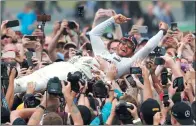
[121,35,137,49]
[1,35,11,40]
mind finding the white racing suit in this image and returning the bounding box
[14,56,100,93]
[14,17,164,93]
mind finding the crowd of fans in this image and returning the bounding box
[1,2,196,125]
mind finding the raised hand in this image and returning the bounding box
[113,14,131,24]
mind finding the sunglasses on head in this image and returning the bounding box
[1,35,11,40]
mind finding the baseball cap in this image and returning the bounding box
[12,118,27,125]
[64,42,77,49]
[120,35,138,50]
[171,102,194,125]
[140,98,161,124]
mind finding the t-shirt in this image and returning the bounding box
[17,11,36,35]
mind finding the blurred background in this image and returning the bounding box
[1,0,195,35]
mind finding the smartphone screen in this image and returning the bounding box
[138,26,148,33]
[25,51,34,67]
[126,75,136,87]
[173,77,184,92]
[163,94,169,107]
[130,67,142,74]
[171,22,177,31]
[161,72,168,85]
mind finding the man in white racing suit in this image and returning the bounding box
[14,14,168,93]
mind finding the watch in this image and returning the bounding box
[133,118,141,124]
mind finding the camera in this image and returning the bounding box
[154,57,165,65]
[59,21,77,35]
[47,77,62,96]
[67,71,85,93]
[75,50,83,56]
[149,47,166,57]
[173,77,184,92]
[163,93,170,107]
[115,101,134,122]
[92,80,109,98]
[24,94,41,108]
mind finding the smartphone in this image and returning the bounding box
[126,75,136,87]
[25,51,34,67]
[155,57,165,65]
[21,59,29,69]
[173,77,184,92]
[130,67,142,74]
[163,94,170,107]
[138,75,144,84]
[171,22,177,31]
[37,14,51,22]
[24,35,38,41]
[77,6,84,17]
[138,26,148,34]
[161,72,168,85]
[6,20,19,28]
[68,21,77,29]
[86,43,92,51]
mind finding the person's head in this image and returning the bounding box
[147,4,154,16]
[140,98,161,125]
[70,105,92,125]
[171,102,194,125]
[120,94,138,107]
[166,46,177,57]
[1,35,13,47]
[64,42,77,60]
[136,38,149,52]
[56,41,66,53]
[42,112,63,125]
[24,2,33,12]
[117,35,137,57]
[107,39,121,54]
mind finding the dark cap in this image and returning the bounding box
[12,118,27,125]
[171,102,194,125]
[120,35,138,50]
[140,98,161,124]
[64,42,77,49]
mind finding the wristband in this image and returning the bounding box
[38,104,46,111]
[133,118,141,124]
